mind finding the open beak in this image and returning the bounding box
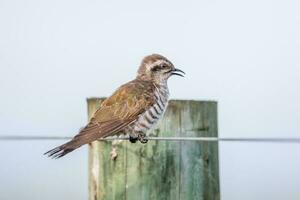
[171,68,185,77]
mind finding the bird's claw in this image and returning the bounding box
[138,134,148,144]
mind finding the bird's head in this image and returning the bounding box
[137,54,185,84]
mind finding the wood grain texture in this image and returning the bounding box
[88,98,127,200]
[88,98,220,200]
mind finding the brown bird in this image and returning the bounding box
[44,54,184,158]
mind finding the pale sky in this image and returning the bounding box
[0,0,300,199]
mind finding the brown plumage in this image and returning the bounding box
[44,54,184,158]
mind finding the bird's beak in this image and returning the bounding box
[171,68,185,77]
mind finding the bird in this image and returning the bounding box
[44,54,185,158]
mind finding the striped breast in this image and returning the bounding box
[131,84,169,134]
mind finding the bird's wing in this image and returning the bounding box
[45,80,155,158]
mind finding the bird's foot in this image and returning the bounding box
[129,135,138,143]
[138,134,148,144]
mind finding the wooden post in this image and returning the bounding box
[88,98,220,200]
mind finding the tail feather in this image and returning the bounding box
[44,140,80,159]
[44,119,133,158]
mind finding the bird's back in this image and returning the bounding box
[44,79,158,158]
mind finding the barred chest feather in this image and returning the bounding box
[127,84,169,135]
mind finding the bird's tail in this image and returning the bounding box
[44,120,128,158]
[44,138,84,159]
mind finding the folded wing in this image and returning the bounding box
[44,80,155,158]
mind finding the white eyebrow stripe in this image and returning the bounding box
[146,60,170,71]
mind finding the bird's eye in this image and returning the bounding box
[151,65,162,72]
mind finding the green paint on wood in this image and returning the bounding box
[88,99,220,200]
[88,98,127,200]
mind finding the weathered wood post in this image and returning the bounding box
[88,98,220,200]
